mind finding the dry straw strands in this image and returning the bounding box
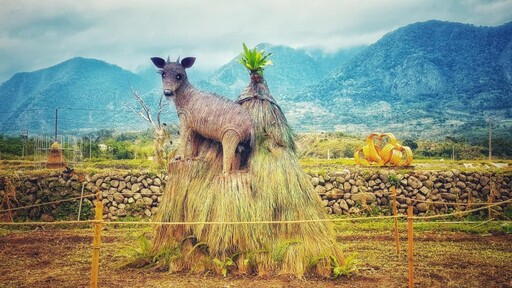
[151,76,343,277]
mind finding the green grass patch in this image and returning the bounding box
[332,216,512,235]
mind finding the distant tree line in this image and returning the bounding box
[295,132,511,160]
[0,129,166,161]
[413,136,512,160]
[1,130,510,161]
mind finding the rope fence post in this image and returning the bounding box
[488,176,495,221]
[77,182,85,221]
[392,185,400,255]
[488,195,492,221]
[90,190,103,288]
[407,206,414,288]
[1,178,17,222]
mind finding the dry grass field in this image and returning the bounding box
[1,220,511,288]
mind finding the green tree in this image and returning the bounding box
[402,139,418,151]
[0,135,23,157]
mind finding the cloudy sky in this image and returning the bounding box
[1,0,511,83]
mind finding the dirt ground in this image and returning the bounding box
[0,225,511,288]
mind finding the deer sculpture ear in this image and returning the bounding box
[150,57,166,69]
[181,57,196,69]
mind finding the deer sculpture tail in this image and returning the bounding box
[249,128,256,151]
[236,128,256,169]
[236,128,255,153]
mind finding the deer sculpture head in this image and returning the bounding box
[150,56,196,99]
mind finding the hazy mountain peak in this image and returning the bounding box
[0,21,510,143]
[292,20,512,139]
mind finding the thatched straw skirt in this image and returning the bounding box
[153,151,343,277]
[153,82,343,277]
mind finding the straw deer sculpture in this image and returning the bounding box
[151,56,254,174]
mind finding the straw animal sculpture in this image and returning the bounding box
[151,56,254,174]
[148,58,344,278]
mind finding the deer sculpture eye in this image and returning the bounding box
[161,72,166,78]
[176,74,182,80]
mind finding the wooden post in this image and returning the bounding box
[1,178,17,222]
[392,186,400,255]
[488,177,494,221]
[487,196,492,221]
[407,206,414,288]
[467,190,473,211]
[77,182,85,221]
[90,193,103,288]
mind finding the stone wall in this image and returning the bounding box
[0,171,167,221]
[0,169,510,221]
[312,169,511,216]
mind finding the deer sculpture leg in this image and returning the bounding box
[221,130,241,175]
[179,125,192,160]
[189,133,203,159]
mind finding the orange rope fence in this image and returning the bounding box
[0,193,98,213]
[0,198,510,227]
[1,197,510,287]
[0,192,163,214]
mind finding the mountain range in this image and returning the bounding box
[0,20,511,143]
[291,20,512,140]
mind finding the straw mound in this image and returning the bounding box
[46,141,66,169]
[152,78,343,277]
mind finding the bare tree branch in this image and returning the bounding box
[125,88,158,128]
[125,87,176,169]
[156,93,169,127]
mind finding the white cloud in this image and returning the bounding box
[0,0,511,83]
